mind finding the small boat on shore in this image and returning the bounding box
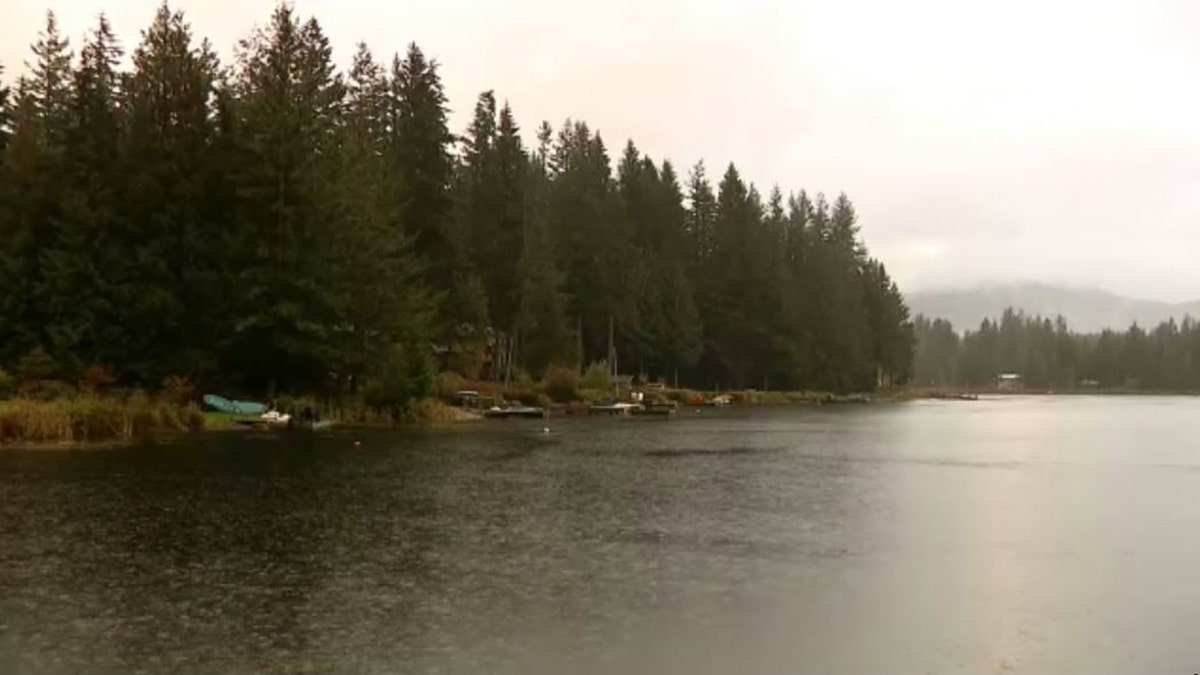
[483,406,546,420]
[203,394,268,415]
[707,394,733,407]
[588,402,640,416]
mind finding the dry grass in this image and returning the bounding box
[404,398,481,425]
[0,394,203,445]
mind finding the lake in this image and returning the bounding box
[4,396,1200,674]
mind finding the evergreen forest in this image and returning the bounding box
[0,5,915,409]
[913,310,1200,391]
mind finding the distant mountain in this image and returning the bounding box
[905,283,1200,333]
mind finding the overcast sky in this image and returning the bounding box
[3,0,1198,301]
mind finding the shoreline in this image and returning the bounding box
[899,387,1200,399]
[7,387,1199,448]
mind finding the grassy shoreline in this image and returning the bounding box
[0,394,204,446]
[8,384,1189,446]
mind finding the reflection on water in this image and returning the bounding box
[3,397,1200,673]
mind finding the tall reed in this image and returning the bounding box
[0,394,204,444]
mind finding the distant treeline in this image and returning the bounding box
[0,5,913,408]
[914,309,1200,390]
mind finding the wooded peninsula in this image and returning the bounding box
[0,4,915,419]
[914,310,1200,391]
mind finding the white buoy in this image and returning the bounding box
[542,426,550,434]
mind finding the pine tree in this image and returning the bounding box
[547,120,628,368]
[229,5,344,393]
[0,63,11,152]
[703,163,764,388]
[514,122,571,375]
[648,160,701,384]
[27,11,73,144]
[616,141,655,371]
[1,13,74,365]
[0,65,15,362]
[38,14,124,376]
[388,44,459,332]
[327,42,432,406]
[120,5,229,383]
[684,161,716,274]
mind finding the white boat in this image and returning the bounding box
[588,402,640,416]
[261,410,291,425]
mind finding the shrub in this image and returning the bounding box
[162,375,194,406]
[80,365,116,393]
[37,380,77,402]
[581,361,613,392]
[278,394,320,416]
[543,366,580,403]
[508,367,534,388]
[578,388,612,404]
[435,371,467,399]
[181,403,206,432]
[446,341,485,379]
[364,342,433,420]
[505,388,550,408]
[405,398,463,425]
[0,369,14,398]
[665,388,700,405]
[16,347,58,382]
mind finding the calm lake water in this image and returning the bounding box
[4,396,1200,674]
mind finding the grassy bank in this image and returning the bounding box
[0,394,204,445]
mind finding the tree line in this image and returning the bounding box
[913,309,1200,390]
[0,5,914,409]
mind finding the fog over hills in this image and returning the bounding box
[906,283,1200,334]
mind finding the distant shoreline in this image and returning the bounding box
[900,386,1200,399]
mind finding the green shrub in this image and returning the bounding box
[578,388,612,404]
[364,342,433,419]
[543,366,580,403]
[581,361,613,392]
[16,347,59,382]
[0,369,14,398]
[508,367,534,388]
[37,380,77,402]
[435,371,467,399]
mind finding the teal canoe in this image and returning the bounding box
[203,394,268,416]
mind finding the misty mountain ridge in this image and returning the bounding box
[906,283,1200,334]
